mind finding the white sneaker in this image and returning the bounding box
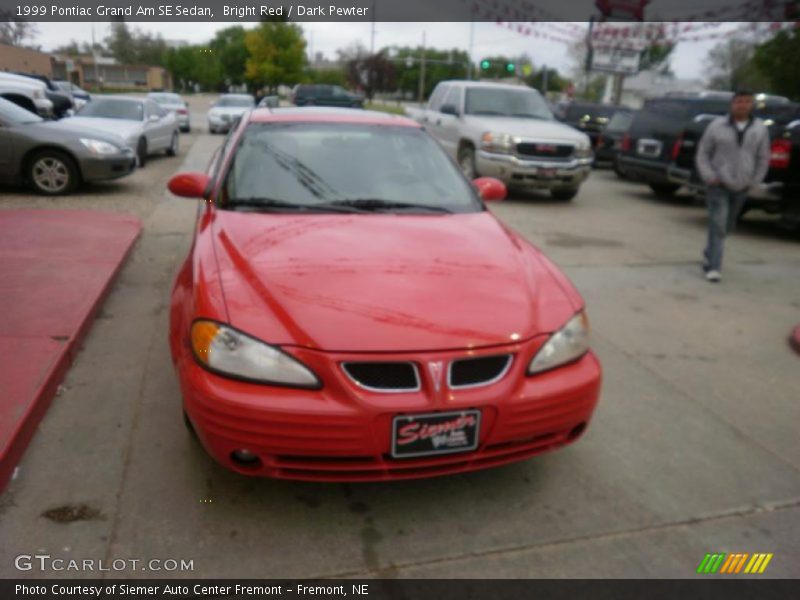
[705,270,721,282]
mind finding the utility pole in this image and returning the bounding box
[91,24,100,91]
[467,21,475,80]
[417,31,426,105]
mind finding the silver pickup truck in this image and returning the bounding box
[406,81,593,200]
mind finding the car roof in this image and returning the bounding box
[220,93,253,98]
[248,107,420,128]
[90,95,143,103]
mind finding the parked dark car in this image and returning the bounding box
[667,102,800,224]
[594,108,635,173]
[617,91,791,198]
[559,101,619,148]
[291,84,364,108]
[12,72,74,118]
[0,97,135,195]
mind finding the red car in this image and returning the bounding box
[168,107,601,481]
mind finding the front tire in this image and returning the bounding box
[27,150,79,196]
[136,138,147,168]
[166,131,179,156]
[458,144,477,179]
[649,182,680,197]
[551,187,579,201]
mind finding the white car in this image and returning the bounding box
[147,92,191,132]
[66,96,179,167]
[0,72,54,118]
[207,94,255,134]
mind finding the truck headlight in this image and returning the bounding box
[191,320,321,388]
[481,132,516,154]
[527,311,590,375]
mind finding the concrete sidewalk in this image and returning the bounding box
[0,210,141,492]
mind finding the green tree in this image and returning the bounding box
[105,22,167,66]
[164,45,223,92]
[753,28,800,100]
[306,68,347,86]
[210,26,248,87]
[525,67,568,94]
[705,38,769,92]
[245,22,307,93]
[391,46,468,99]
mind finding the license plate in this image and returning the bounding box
[537,168,557,178]
[637,138,662,157]
[391,410,481,458]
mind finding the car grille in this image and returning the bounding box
[449,354,513,389]
[516,143,574,158]
[342,362,420,392]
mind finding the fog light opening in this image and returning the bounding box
[230,449,262,468]
[567,422,587,441]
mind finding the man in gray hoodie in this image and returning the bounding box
[695,90,771,282]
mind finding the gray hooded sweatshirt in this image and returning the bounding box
[695,115,771,192]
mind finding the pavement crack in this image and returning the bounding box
[314,497,800,578]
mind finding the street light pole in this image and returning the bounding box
[417,31,426,105]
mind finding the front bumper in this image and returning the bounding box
[80,149,137,182]
[208,116,232,132]
[176,340,602,481]
[476,151,593,190]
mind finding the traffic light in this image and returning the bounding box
[480,59,491,70]
[505,62,515,73]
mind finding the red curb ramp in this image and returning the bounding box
[791,325,800,355]
[0,210,141,493]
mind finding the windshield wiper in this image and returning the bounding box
[225,198,365,213]
[321,199,452,213]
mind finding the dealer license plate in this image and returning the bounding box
[537,168,557,178]
[391,410,481,459]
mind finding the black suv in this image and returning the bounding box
[617,92,738,197]
[594,108,636,172]
[291,84,364,108]
[668,101,800,225]
[559,101,620,148]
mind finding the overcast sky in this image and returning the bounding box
[31,21,723,82]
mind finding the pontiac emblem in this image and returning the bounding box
[427,361,445,392]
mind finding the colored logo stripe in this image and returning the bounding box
[697,553,773,574]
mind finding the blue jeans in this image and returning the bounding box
[703,185,747,272]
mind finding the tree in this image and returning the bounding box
[337,44,397,99]
[105,22,167,65]
[0,18,39,46]
[245,22,307,93]
[753,27,800,100]
[391,46,469,99]
[705,38,769,91]
[163,45,223,92]
[525,66,569,94]
[306,68,347,86]
[210,26,248,87]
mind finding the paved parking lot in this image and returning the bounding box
[1,96,798,578]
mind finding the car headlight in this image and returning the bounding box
[481,131,516,154]
[80,138,121,156]
[574,143,593,159]
[527,311,590,375]
[191,320,321,388]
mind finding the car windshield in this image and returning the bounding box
[606,111,634,132]
[0,97,43,124]
[77,98,143,121]
[223,122,480,214]
[150,93,181,104]
[566,104,617,121]
[464,88,553,119]
[216,96,254,108]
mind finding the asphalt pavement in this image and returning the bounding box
[0,97,798,578]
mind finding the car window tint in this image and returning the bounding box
[428,84,448,111]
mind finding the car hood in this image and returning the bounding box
[28,119,130,147]
[465,115,590,144]
[208,210,579,352]
[209,107,251,117]
[62,116,143,140]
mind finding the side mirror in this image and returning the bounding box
[472,177,507,202]
[440,103,458,116]
[168,172,211,199]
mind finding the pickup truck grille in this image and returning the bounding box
[516,143,574,159]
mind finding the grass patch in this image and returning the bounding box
[365,102,408,115]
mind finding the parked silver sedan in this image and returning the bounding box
[147,91,191,132]
[207,94,255,133]
[0,97,135,195]
[66,95,180,167]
